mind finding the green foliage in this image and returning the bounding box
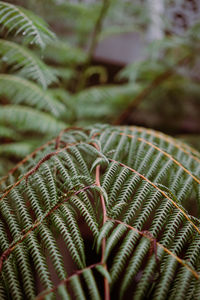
[1,0,200,175]
[0,1,68,170]
[75,84,140,123]
[0,1,55,49]
[43,40,87,66]
[0,105,66,134]
[0,74,66,116]
[0,125,199,299]
[0,39,57,88]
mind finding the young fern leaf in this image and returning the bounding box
[0,39,57,88]
[0,125,199,299]
[0,1,55,49]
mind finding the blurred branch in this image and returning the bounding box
[77,0,109,91]
[87,0,110,62]
[113,55,191,125]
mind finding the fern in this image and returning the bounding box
[0,142,37,158]
[0,105,66,134]
[0,74,67,117]
[0,125,19,139]
[43,40,87,66]
[0,39,57,88]
[0,125,199,299]
[75,84,140,122]
[0,1,55,49]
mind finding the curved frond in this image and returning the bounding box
[0,1,55,49]
[0,39,57,88]
[43,40,87,65]
[0,125,199,299]
[0,142,36,158]
[0,105,66,135]
[0,74,66,117]
[75,84,140,121]
[0,125,19,139]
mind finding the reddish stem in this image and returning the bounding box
[95,164,110,300]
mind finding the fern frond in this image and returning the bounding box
[0,75,66,117]
[75,84,140,121]
[0,125,199,299]
[52,66,76,82]
[0,105,66,134]
[0,39,57,88]
[0,1,55,49]
[0,141,36,158]
[0,125,19,139]
[43,40,87,65]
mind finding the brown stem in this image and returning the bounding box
[87,0,110,63]
[94,141,110,299]
[113,55,191,125]
[77,0,110,91]
[96,165,110,299]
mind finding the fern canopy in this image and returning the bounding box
[0,125,200,299]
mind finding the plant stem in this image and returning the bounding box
[87,0,110,63]
[96,165,110,300]
[77,0,109,91]
[94,138,110,300]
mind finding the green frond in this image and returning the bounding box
[0,141,36,158]
[51,211,85,269]
[0,157,14,177]
[0,105,66,134]
[0,1,55,49]
[70,275,86,300]
[52,66,76,82]
[0,39,57,88]
[43,40,87,65]
[0,125,19,139]
[75,84,140,122]
[0,125,200,299]
[0,75,66,117]
[82,269,101,300]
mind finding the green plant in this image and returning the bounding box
[0,1,68,173]
[0,1,139,175]
[1,0,200,175]
[0,125,199,299]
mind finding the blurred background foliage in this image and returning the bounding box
[0,0,200,175]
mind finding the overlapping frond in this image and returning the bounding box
[0,125,199,299]
[0,141,37,158]
[0,105,66,135]
[0,74,66,117]
[0,1,55,49]
[43,40,87,66]
[75,84,140,121]
[0,39,57,88]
